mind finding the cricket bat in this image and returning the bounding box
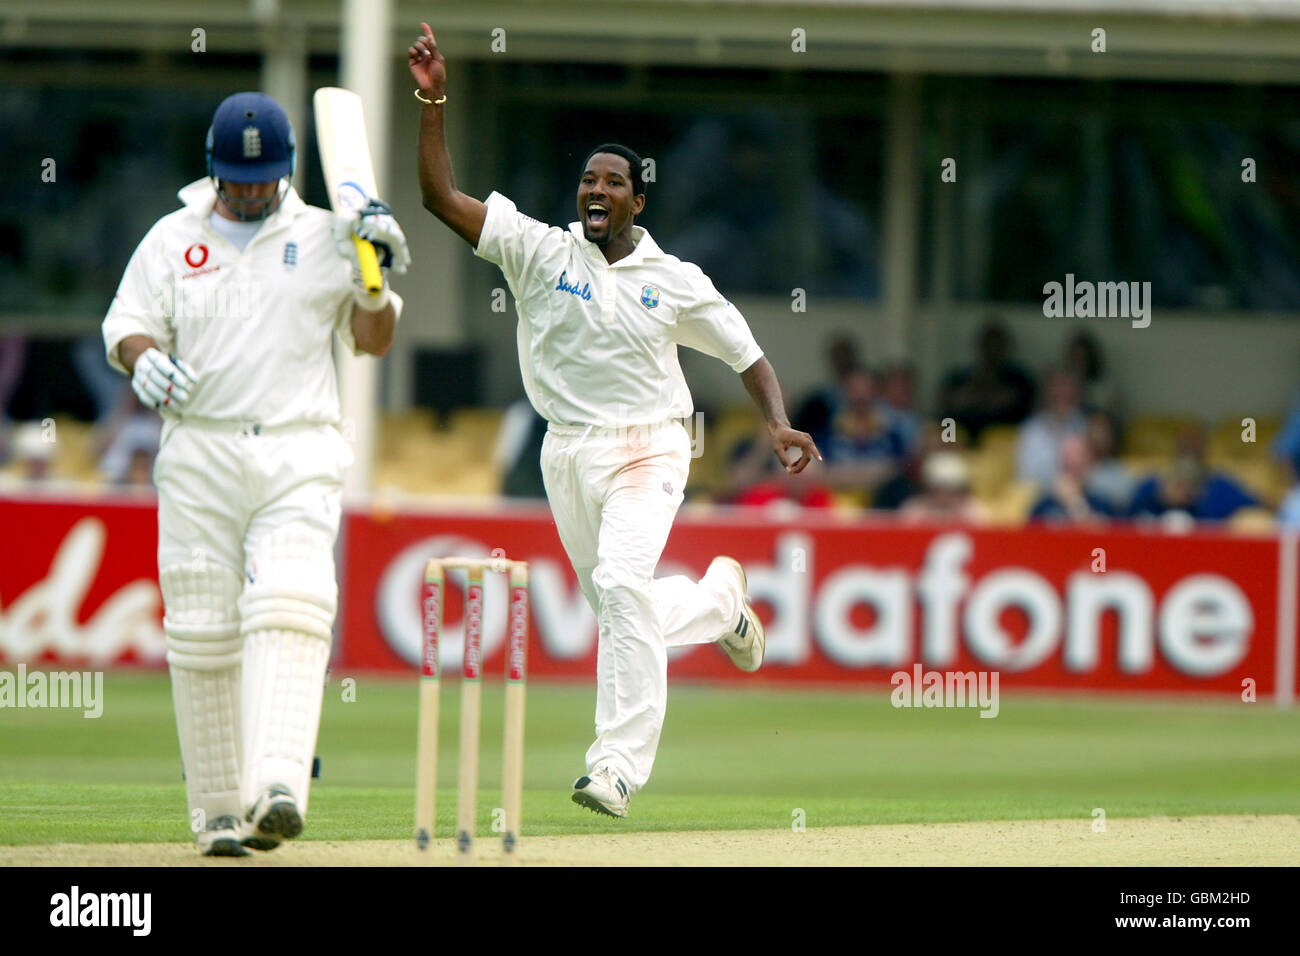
[313,86,384,296]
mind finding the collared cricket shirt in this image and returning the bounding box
[103,178,403,429]
[474,191,763,428]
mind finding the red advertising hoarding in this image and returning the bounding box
[0,492,165,666]
[338,504,1292,696]
[3,492,1296,701]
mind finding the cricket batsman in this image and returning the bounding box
[101,92,409,855]
[409,24,821,817]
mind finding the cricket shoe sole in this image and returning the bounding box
[571,767,630,818]
[246,785,303,848]
[199,815,250,857]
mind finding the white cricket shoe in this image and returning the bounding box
[198,814,250,857]
[710,556,765,672]
[244,784,303,850]
[571,766,630,818]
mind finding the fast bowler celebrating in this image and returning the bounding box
[102,92,409,855]
[409,24,821,818]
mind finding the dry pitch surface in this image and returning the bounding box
[4,815,1296,866]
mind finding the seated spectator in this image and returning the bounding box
[1277,481,1300,528]
[793,333,862,448]
[879,362,922,455]
[93,381,161,487]
[1082,412,1136,514]
[494,398,547,499]
[874,419,948,510]
[1128,442,1258,524]
[899,451,988,524]
[820,367,908,492]
[0,333,25,465]
[6,420,53,482]
[1272,395,1300,479]
[1029,434,1115,523]
[1015,367,1087,487]
[98,412,161,486]
[938,320,1036,442]
[720,415,833,510]
[1274,391,1300,527]
[1062,329,1119,417]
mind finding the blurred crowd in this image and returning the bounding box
[0,332,160,489]
[6,323,1300,532]
[714,320,1297,530]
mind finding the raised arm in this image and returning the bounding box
[408,22,487,248]
[739,356,822,474]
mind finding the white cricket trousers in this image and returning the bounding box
[540,419,740,793]
[154,420,350,830]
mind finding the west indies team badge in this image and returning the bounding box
[641,284,660,308]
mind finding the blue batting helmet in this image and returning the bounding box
[205,92,295,182]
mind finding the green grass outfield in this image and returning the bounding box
[1,672,1298,845]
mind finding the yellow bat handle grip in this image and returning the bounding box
[352,233,383,296]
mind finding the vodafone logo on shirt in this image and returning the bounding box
[183,243,209,269]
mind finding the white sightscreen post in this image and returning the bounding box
[336,0,393,497]
[258,12,308,196]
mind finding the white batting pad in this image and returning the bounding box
[160,562,245,829]
[240,525,338,814]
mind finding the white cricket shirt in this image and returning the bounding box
[102,178,403,429]
[474,191,763,428]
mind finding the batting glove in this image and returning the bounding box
[355,199,411,275]
[333,199,409,309]
[132,348,198,416]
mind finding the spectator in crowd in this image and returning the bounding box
[1128,424,1258,523]
[1015,367,1087,487]
[1272,395,1300,480]
[899,451,988,524]
[494,397,548,499]
[1272,392,1300,527]
[1277,474,1300,528]
[98,418,161,487]
[820,367,909,493]
[1081,412,1136,514]
[74,334,128,422]
[0,333,25,464]
[1062,329,1119,417]
[5,420,54,482]
[92,381,161,486]
[793,333,862,448]
[879,361,922,455]
[1029,433,1115,523]
[938,320,1036,442]
[874,418,948,510]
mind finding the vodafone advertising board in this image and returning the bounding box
[2,494,1296,700]
[0,494,165,666]
[342,506,1294,697]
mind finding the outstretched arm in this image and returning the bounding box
[739,357,822,474]
[408,22,487,247]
